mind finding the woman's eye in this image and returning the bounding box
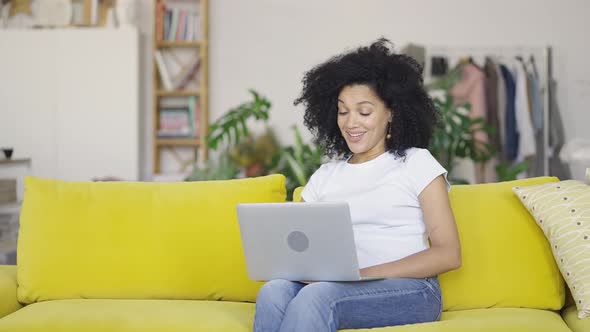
[338,111,348,115]
[360,113,371,116]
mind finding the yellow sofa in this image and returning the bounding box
[0,175,588,331]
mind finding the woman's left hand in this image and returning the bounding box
[359,267,376,277]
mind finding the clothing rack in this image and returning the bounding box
[424,45,554,177]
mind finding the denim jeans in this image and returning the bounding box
[253,277,442,332]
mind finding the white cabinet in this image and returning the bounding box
[0,28,139,181]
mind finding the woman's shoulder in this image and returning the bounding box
[400,148,446,175]
[401,147,434,163]
[316,157,346,173]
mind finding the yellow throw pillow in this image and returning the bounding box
[18,175,286,304]
[293,187,303,202]
[440,177,564,311]
[513,180,590,318]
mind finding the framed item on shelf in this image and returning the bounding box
[70,0,91,25]
[33,0,72,27]
[98,0,116,27]
[71,0,115,26]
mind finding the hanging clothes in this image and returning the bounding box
[512,60,537,163]
[526,62,545,176]
[548,79,571,180]
[499,64,518,161]
[482,58,501,182]
[527,59,544,132]
[484,58,502,156]
[450,62,490,183]
[431,56,449,77]
[493,59,508,161]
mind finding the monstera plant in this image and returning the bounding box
[186,90,324,199]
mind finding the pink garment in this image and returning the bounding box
[450,63,491,183]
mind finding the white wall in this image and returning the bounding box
[138,0,590,178]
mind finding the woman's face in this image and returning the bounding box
[337,85,392,162]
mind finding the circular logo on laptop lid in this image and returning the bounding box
[287,231,309,252]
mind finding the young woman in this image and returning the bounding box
[254,38,461,332]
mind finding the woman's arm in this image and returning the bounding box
[360,175,461,278]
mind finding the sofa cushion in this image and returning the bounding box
[0,299,255,332]
[514,180,590,318]
[0,300,571,332]
[17,175,286,304]
[0,265,21,318]
[562,304,590,332]
[440,177,564,311]
[293,187,304,202]
[343,308,572,332]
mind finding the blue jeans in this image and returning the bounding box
[253,277,442,332]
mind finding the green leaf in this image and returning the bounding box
[285,153,307,186]
[205,89,272,151]
[293,127,304,166]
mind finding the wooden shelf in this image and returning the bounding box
[157,41,202,48]
[156,90,200,97]
[0,158,31,165]
[156,138,201,146]
[0,202,21,213]
[153,0,209,174]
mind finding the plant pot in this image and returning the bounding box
[2,148,13,159]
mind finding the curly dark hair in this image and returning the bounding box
[294,38,440,159]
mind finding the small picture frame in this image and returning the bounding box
[70,0,91,26]
[71,0,115,26]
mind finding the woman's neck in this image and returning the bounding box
[348,149,386,164]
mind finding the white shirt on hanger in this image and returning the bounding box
[511,60,536,161]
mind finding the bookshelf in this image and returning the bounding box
[152,0,209,175]
[157,41,204,48]
[156,90,200,97]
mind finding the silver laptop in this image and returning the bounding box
[236,202,380,282]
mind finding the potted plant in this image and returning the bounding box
[428,92,495,184]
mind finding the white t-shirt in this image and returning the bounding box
[301,148,449,269]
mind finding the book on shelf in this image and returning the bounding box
[155,50,200,91]
[162,5,171,41]
[167,7,179,41]
[175,10,186,42]
[154,50,174,90]
[159,97,200,138]
[185,13,194,41]
[156,1,202,42]
[155,0,165,42]
[174,56,200,90]
[158,107,192,138]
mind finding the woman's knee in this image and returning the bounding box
[256,279,303,306]
[280,283,340,330]
[288,282,337,310]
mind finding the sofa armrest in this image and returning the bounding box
[561,304,590,332]
[0,265,22,318]
[293,187,304,202]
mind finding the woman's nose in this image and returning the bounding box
[345,113,360,128]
